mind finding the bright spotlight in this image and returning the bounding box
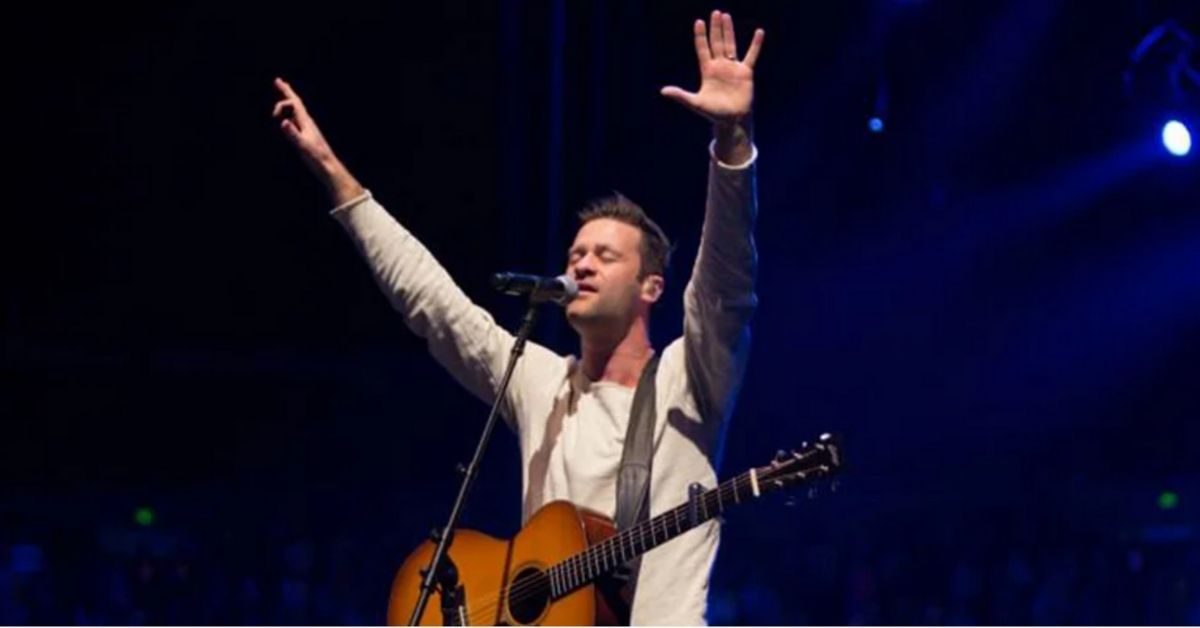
[1161,120,1191,156]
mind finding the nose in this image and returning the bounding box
[571,253,598,278]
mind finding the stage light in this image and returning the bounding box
[1161,120,1191,156]
[1158,491,1179,510]
[134,506,156,527]
[868,117,885,133]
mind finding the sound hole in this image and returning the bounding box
[506,566,551,625]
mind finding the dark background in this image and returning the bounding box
[3,0,1198,624]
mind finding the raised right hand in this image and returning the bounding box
[272,77,363,204]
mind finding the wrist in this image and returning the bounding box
[319,158,365,206]
[713,118,753,164]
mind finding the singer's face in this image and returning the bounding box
[564,218,646,331]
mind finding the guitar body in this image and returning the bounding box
[387,501,629,626]
[387,435,844,625]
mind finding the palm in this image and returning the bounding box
[662,11,764,124]
[692,59,754,121]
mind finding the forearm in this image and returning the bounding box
[682,145,759,421]
[692,152,758,303]
[315,155,366,207]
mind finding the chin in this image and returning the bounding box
[565,305,602,331]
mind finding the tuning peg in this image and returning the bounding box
[774,449,789,463]
[430,526,443,542]
[807,486,819,500]
[455,463,467,476]
[830,480,840,494]
[783,495,798,508]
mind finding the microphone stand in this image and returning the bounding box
[408,293,542,625]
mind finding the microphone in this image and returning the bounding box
[490,272,579,305]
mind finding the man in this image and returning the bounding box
[273,10,763,624]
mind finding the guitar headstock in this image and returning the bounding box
[755,433,843,496]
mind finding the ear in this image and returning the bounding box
[640,274,665,304]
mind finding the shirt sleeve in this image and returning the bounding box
[682,143,759,425]
[330,191,561,430]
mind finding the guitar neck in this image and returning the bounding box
[545,469,763,598]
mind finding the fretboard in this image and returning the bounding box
[544,469,761,598]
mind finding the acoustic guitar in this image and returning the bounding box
[387,433,842,625]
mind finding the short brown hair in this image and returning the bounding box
[577,192,672,278]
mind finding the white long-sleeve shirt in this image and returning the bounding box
[331,145,758,625]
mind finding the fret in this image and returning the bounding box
[716,484,724,513]
[732,475,741,504]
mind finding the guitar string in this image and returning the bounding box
[455,475,753,624]
[459,454,827,622]
[461,504,700,625]
[458,472,765,624]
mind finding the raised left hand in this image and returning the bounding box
[661,10,764,126]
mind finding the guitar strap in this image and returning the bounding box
[613,352,661,596]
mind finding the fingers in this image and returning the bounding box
[273,77,309,117]
[709,10,726,60]
[722,12,737,59]
[272,99,293,119]
[273,77,317,136]
[280,118,301,142]
[743,28,765,68]
[661,85,714,122]
[701,12,763,66]
[274,77,298,100]
[660,85,701,111]
[692,19,712,63]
